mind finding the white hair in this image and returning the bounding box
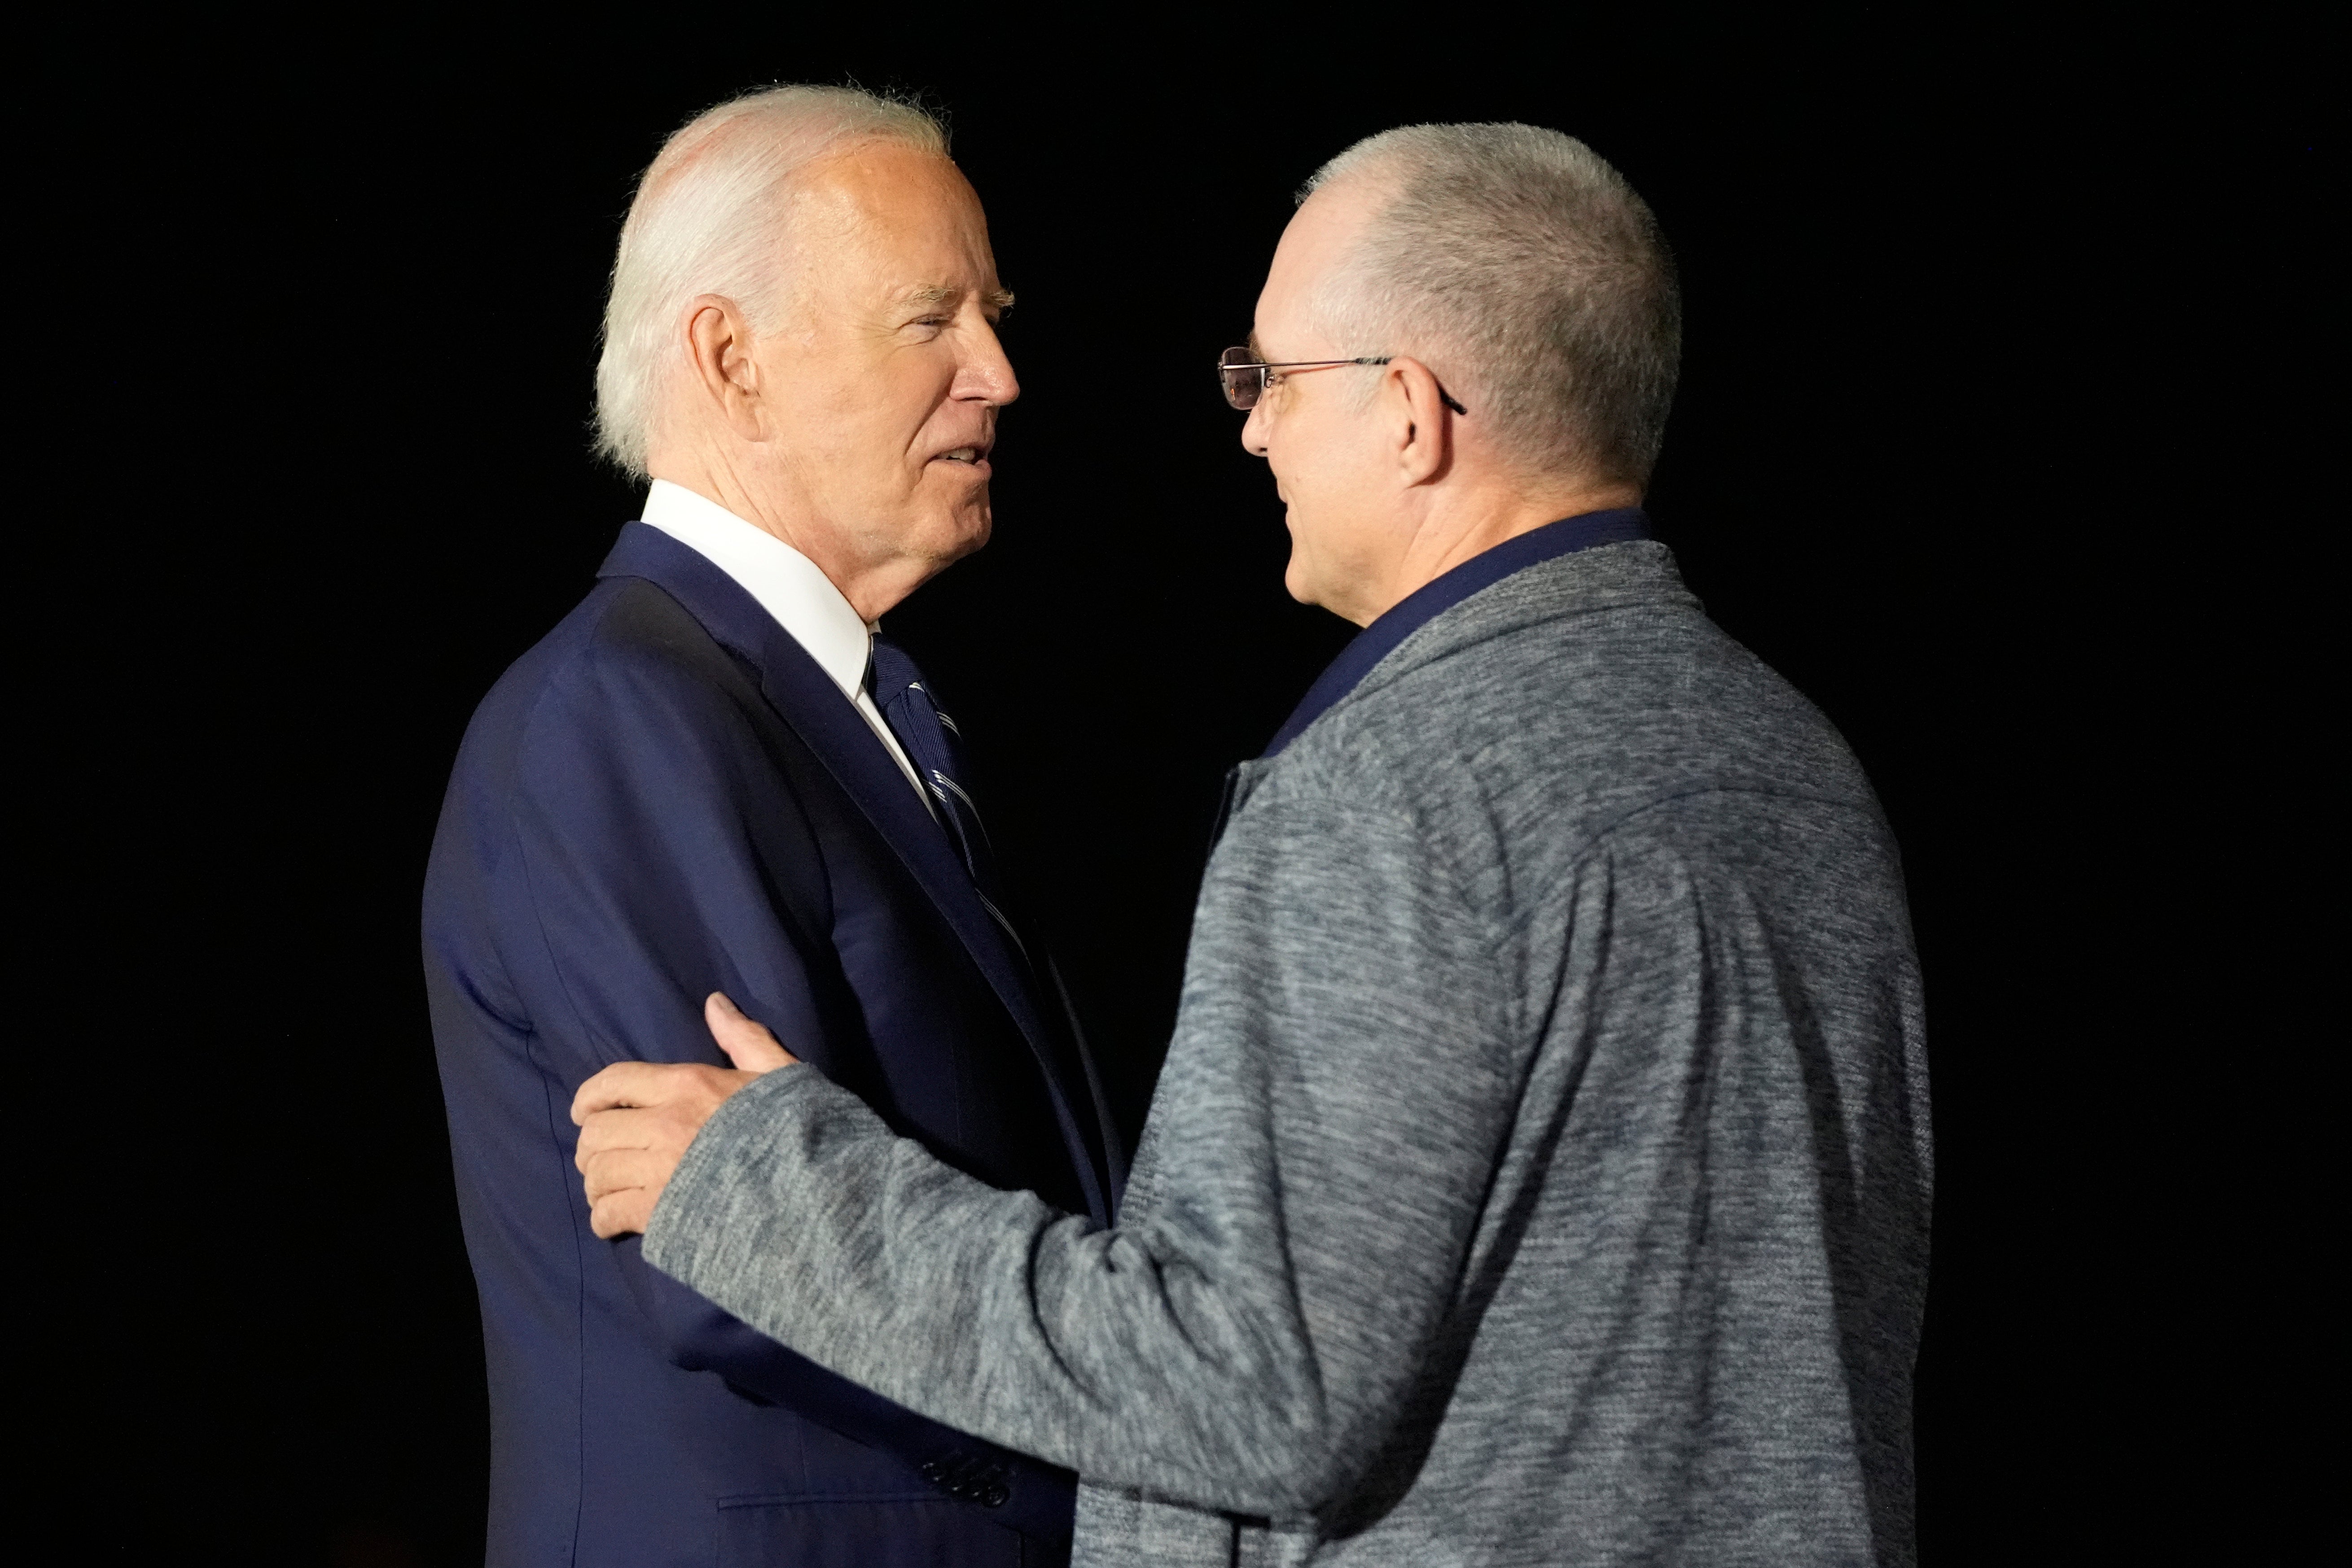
[592,85,949,477]
[1302,123,1681,487]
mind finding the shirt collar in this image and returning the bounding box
[1262,508,1652,758]
[638,479,875,701]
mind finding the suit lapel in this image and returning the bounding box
[598,524,1110,1223]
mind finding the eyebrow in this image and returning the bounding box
[1247,330,1265,360]
[897,284,1017,312]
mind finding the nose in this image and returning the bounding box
[957,317,1021,408]
[1242,395,1270,457]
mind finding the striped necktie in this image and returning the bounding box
[865,634,1027,960]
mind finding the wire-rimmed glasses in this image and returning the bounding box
[1216,346,1467,414]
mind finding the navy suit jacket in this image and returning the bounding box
[423,523,1118,1568]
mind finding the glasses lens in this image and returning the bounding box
[1218,346,1262,410]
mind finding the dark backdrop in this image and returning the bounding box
[35,12,2320,1565]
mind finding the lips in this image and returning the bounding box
[931,443,992,466]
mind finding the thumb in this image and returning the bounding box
[706,992,798,1073]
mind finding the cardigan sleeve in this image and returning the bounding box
[645,753,1534,1515]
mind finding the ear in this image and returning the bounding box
[1384,356,1456,487]
[683,294,767,442]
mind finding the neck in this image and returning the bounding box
[647,446,932,621]
[1347,474,1641,626]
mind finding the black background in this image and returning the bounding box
[34,10,2321,1565]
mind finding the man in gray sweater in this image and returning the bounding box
[575,123,1931,1566]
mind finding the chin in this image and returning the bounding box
[1283,556,1316,606]
[953,512,993,560]
[921,498,993,565]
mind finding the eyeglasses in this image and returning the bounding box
[1217,346,1468,414]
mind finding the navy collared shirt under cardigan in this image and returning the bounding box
[423,523,1116,1567]
[1265,507,1650,757]
[1211,508,1651,836]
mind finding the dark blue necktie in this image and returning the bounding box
[866,635,1027,961]
[866,633,1125,1212]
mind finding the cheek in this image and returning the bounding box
[798,391,901,488]
[1273,411,1386,576]
[829,372,951,489]
[1272,414,1352,518]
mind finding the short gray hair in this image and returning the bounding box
[593,86,948,477]
[1302,123,1680,488]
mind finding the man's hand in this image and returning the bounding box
[571,992,801,1239]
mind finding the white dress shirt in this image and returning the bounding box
[639,479,932,813]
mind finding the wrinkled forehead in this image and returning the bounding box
[787,146,1001,292]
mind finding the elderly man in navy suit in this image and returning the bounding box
[422,85,1115,1568]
